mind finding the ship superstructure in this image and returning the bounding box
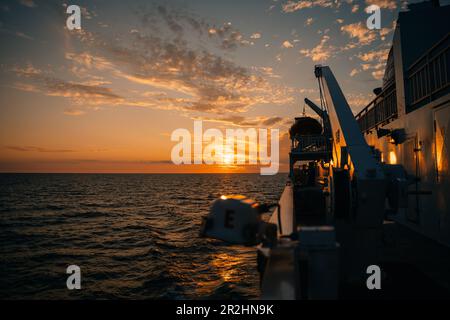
[355,1,450,246]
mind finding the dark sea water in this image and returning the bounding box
[0,173,286,299]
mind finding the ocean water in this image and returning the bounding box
[0,173,286,299]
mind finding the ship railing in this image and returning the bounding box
[291,135,329,154]
[355,82,397,134]
[406,33,449,112]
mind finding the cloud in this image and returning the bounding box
[8,5,297,119]
[80,6,96,20]
[379,25,394,41]
[299,35,335,62]
[66,17,295,114]
[45,80,123,103]
[14,78,124,106]
[11,63,41,76]
[261,116,285,126]
[11,63,126,106]
[10,6,296,117]
[207,22,250,50]
[341,20,394,50]
[282,0,334,13]
[371,69,384,80]
[346,93,374,112]
[365,0,397,10]
[198,115,286,128]
[357,48,389,62]
[350,68,360,77]
[356,47,390,80]
[143,4,251,51]
[64,109,86,116]
[298,88,318,95]
[251,66,281,79]
[267,4,276,12]
[340,22,377,46]
[282,40,294,48]
[65,52,114,71]
[4,145,75,153]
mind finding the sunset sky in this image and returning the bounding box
[1,0,444,173]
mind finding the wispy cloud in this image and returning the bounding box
[340,21,393,48]
[341,22,378,46]
[299,35,335,62]
[365,0,397,10]
[356,47,390,79]
[8,5,296,118]
[282,0,334,13]
[350,68,360,77]
[4,145,75,153]
[63,108,86,116]
[346,92,374,111]
[195,115,286,128]
[144,4,252,51]
[63,8,295,114]
[11,63,126,106]
[282,40,294,48]
[12,79,126,107]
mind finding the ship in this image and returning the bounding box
[200,0,450,299]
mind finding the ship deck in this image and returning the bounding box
[341,220,450,299]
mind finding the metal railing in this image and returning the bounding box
[355,33,449,133]
[355,82,397,133]
[406,33,449,111]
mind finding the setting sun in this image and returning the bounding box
[223,153,234,165]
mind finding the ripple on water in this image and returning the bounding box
[0,173,287,299]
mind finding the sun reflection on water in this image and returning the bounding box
[211,252,245,283]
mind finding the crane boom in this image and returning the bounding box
[315,66,384,179]
[313,65,387,280]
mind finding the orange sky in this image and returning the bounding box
[0,0,413,173]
